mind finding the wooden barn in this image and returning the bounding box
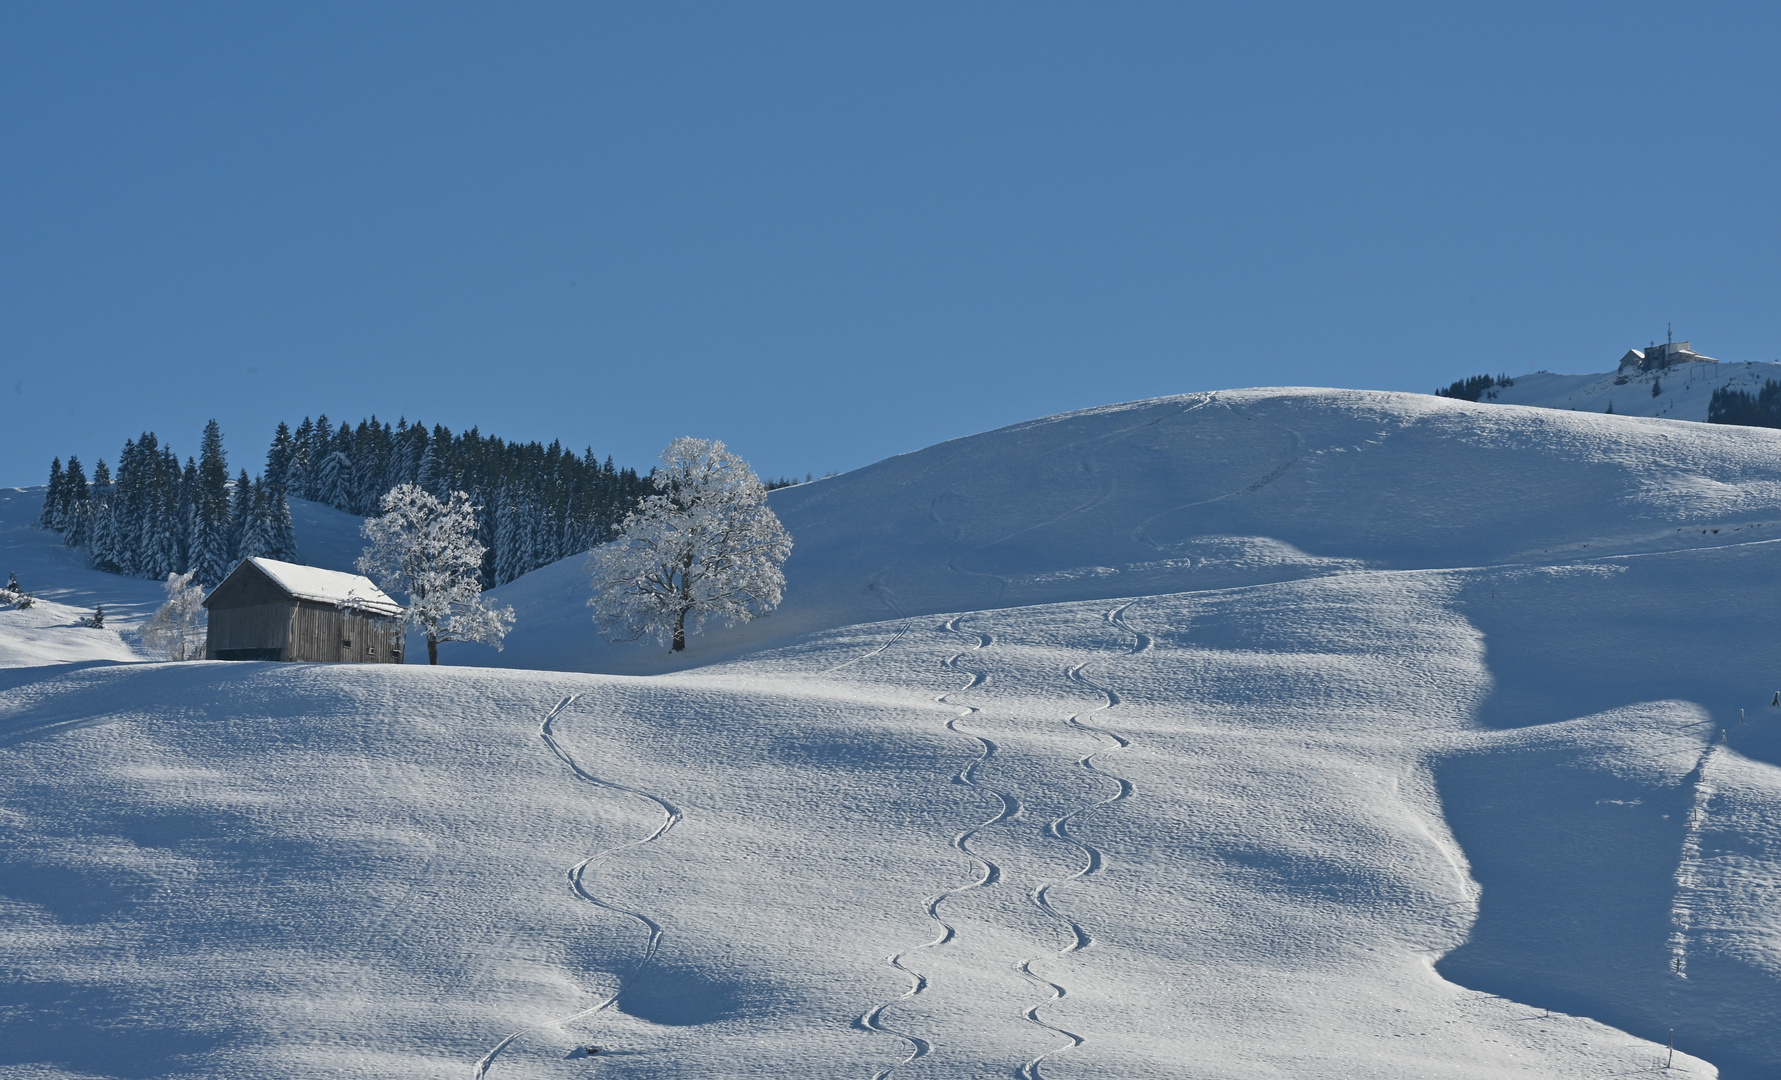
[204,557,406,663]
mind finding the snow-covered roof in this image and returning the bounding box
[246,558,404,616]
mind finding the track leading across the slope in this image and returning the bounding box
[860,615,1021,1080]
[473,694,684,1078]
[1015,601,1148,1080]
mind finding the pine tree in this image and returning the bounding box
[108,438,142,576]
[265,421,296,491]
[176,456,201,581]
[415,440,442,496]
[191,422,233,585]
[350,417,393,514]
[263,479,298,561]
[317,450,352,510]
[494,491,523,585]
[62,457,90,547]
[238,478,271,560]
[395,418,423,488]
[289,417,315,497]
[304,414,332,500]
[87,459,117,573]
[229,470,256,561]
[41,458,64,530]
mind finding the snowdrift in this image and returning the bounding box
[5,387,1781,1078]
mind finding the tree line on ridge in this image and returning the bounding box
[40,415,652,590]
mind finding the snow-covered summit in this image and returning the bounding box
[1479,358,1781,422]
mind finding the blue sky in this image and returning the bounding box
[4,2,1778,487]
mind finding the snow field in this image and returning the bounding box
[2,584,1717,1079]
[11,388,1781,1076]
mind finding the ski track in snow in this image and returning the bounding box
[473,694,684,1079]
[1670,738,1722,980]
[859,615,1019,1080]
[1130,398,1304,551]
[824,622,910,674]
[1014,601,1147,1080]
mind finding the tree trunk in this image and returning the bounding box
[427,633,439,665]
[673,568,692,652]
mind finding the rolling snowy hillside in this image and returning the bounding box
[1478,359,1781,422]
[480,388,1781,674]
[5,388,1781,1079]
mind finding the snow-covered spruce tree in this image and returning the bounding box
[316,449,352,511]
[264,421,296,491]
[288,417,316,497]
[228,470,255,560]
[358,484,515,664]
[414,440,442,496]
[588,437,792,653]
[40,458,65,530]
[190,420,232,586]
[261,478,299,562]
[61,457,90,547]
[141,569,208,661]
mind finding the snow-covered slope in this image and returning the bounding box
[6,388,1781,1079]
[286,495,378,573]
[0,487,167,641]
[480,388,1781,673]
[0,490,370,663]
[1486,359,1781,422]
[0,597,137,668]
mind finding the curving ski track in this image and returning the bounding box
[825,622,911,674]
[473,694,683,1079]
[1014,601,1148,1080]
[859,615,1020,1080]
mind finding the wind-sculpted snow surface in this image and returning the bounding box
[9,390,1781,1076]
[472,695,683,1078]
[4,572,1757,1077]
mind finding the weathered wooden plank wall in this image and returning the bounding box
[206,603,293,658]
[207,601,403,663]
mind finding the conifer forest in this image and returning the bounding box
[39,416,651,589]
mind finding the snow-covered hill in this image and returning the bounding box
[6,388,1781,1078]
[1481,359,1781,422]
[481,388,1781,674]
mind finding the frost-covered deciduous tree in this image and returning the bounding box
[141,569,207,661]
[589,437,792,652]
[358,484,515,664]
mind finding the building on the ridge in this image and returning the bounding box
[1618,339,1718,373]
[203,557,406,663]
